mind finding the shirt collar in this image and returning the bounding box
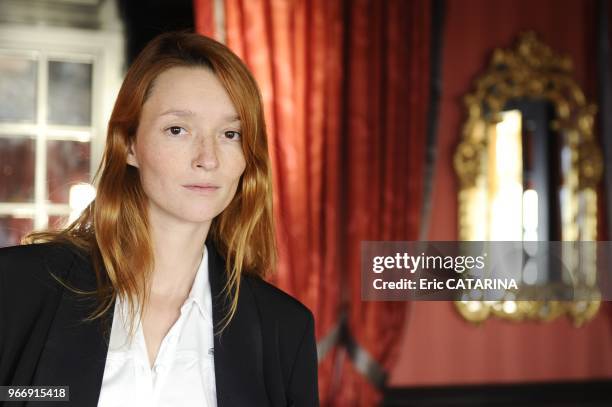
[183,245,211,321]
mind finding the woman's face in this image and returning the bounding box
[127,66,246,227]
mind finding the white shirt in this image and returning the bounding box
[97,247,217,407]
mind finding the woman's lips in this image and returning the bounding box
[183,184,220,193]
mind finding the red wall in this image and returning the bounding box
[389,0,612,386]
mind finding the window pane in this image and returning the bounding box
[0,216,33,248]
[0,137,35,202]
[47,140,90,204]
[0,56,37,123]
[47,61,92,126]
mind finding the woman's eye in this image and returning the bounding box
[224,130,241,140]
[166,126,187,136]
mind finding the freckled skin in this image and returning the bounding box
[127,66,246,226]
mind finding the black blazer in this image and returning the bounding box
[0,241,319,407]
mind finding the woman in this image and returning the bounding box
[0,31,319,407]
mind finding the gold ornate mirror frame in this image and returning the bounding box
[453,32,603,325]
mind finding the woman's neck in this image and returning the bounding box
[147,212,211,302]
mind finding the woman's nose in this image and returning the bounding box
[192,137,219,170]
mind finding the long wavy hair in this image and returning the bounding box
[25,30,276,334]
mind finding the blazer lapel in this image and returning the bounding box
[207,241,270,406]
[30,249,112,407]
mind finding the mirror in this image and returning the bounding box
[453,32,603,325]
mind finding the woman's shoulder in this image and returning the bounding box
[0,241,82,286]
[0,241,79,265]
[242,274,314,329]
[1,241,73,257]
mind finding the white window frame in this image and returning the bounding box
[0,23,124,230]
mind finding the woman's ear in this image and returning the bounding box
[126,140,139,168]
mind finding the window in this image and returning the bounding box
[0,24,123,247]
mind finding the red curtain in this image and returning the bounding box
[334,1,430,405]
[194,0,431,404]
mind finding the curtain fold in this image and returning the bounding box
[334,0,430,404]
[194,0,431,404]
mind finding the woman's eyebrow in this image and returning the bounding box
[158,109,196,117]
[158,110,240,123]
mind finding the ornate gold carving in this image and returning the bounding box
[454,32,603,326]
